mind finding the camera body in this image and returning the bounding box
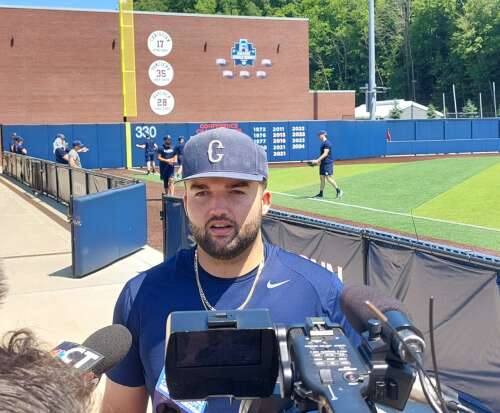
[166,309,279,400]
[165,309,415,412]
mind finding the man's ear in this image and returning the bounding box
[183,188,188,216]
[261,189,272,215]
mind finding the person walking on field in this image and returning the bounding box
[157,136,177,195]
[311,130,343,199]
[136,137,158,175]
[174,136,185,179]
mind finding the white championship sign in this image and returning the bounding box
[149,60,174,86]
[150,89,175,116]
[148,31,173,57]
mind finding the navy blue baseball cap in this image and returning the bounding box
[182,128,268,182]
[318,130,328,136]
[72,140,84,147]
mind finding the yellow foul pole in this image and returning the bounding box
[119,0,137,168]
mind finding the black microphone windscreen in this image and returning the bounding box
[82,324,132,376]
[340,285,406,333]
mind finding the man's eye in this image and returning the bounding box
[194,191,208,197]
[230,190,245,195]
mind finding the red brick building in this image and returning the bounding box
[0,6,354,125]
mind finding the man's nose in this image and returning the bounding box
[207,193,231,215]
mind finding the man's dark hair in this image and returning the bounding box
[178,136,185,143]
[0,329,94,413]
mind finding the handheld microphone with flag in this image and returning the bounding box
[51,324,132,378]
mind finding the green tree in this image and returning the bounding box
[451,0,500,113]
[402,0,458,106]
[427,103,438,118]
[275,0,368,92]
[389,101,403,119]
[462,99,478,118]
[134,0,182,12]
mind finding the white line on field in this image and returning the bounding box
[271,191,500,233]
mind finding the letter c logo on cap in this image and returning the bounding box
[207,140,224,163]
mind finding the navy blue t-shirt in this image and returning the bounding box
[157,146,176,179]
[320,140,333,165]
[174,143,184,165]
[55,147,69,164]
[15,143,26,155]
[108,243,360,412]
[144,140,157,155]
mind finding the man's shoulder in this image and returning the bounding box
[122,248,193,298]
[268,244,335,280]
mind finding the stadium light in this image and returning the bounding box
[239,70,251,79]
[222,70,234,79]
[256,71,267,79]
[216,58,227,66]
[261,59,272,67]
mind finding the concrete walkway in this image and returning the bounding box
[0,175,161,411]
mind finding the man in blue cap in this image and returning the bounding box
[9,133,19,153]
[14,136,28,155]
[101,127,360,413]
[68,140,89,168]
[310,130,343,199]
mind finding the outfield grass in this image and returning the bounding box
[268,156,500,253]
[132,156,500,253]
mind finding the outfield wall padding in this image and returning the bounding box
[386,138,500,156]
[71,182,147,277]
[3,119,499,169]
[2,124,125,169]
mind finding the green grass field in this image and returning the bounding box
[268,156,500,254]
[133,155,500,254]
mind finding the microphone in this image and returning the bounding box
[51,324,132,377]
[340,285,425,363]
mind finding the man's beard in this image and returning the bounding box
[188,213,261,260]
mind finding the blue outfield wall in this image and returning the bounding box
[1,124,125,169]
[385,118,500,156]
[3,118,499,168]
[131,120,388,167]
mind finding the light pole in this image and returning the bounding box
[368,0,376,120]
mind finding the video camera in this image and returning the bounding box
[165,309,416,413]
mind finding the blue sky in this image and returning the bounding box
[0,0,117,10]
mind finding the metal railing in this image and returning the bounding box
[2,152,139,205]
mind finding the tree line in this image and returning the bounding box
[135,0,500,116]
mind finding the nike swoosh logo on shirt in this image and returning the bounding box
[267,280,290,289]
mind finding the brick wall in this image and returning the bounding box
[0,7,353,125]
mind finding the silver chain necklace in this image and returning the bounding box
[194,248,265,311]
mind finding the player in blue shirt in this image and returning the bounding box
[311,130,343,198]
[136,138,158,175]
[53,134,69,164]
[101,128,360,413]
[174,136,185,179]
[9,133,19,153]
[157,135,177,195]
[14,137,27,155]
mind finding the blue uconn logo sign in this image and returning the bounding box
[231,39,256,66]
